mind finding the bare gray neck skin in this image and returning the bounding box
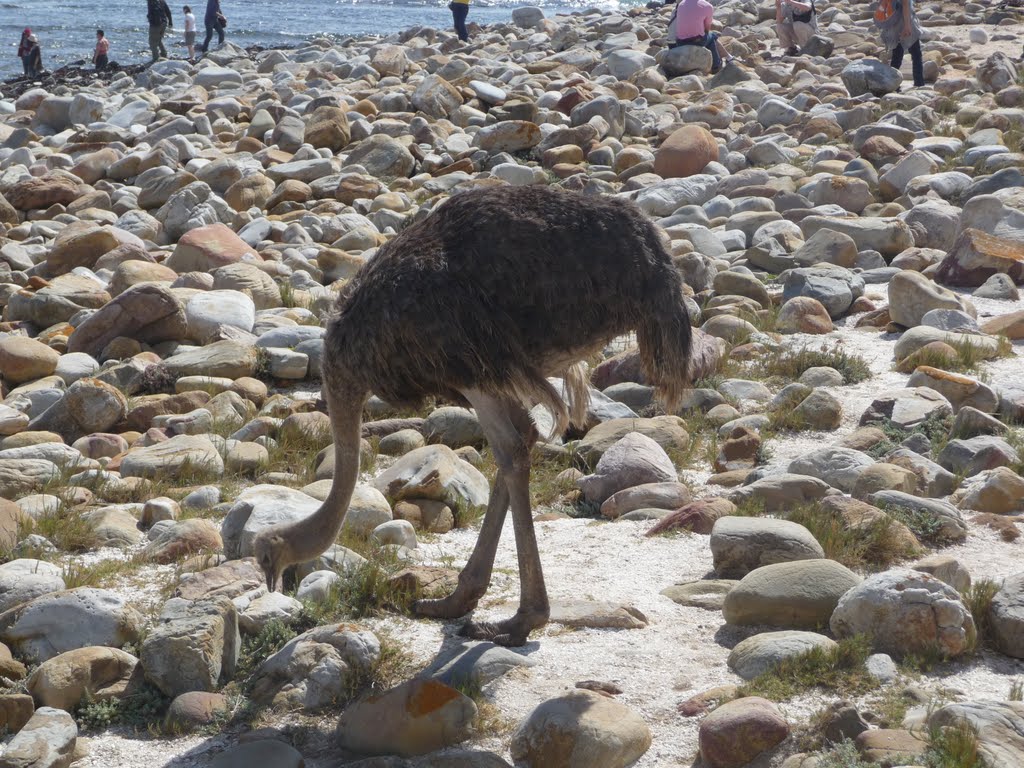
[279,397,364,566]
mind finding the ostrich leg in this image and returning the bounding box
[413,474,509,619]
[460,392,548,647]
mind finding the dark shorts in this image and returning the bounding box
[185,30,196,45]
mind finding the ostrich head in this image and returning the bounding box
[253,530,287,592]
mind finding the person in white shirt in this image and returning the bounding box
[183,5,197,60]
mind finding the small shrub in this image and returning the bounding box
[752,343,872,385]
[883,505,945,546]
[816,739,875,768]
[75,683,169,732]
[737,635,876,701]
[965,579,1002,652]
[295,551,410,627]
[237,619,297,680]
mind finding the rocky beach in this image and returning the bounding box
[3,1,1024,766]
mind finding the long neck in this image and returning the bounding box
[285,388,367,565]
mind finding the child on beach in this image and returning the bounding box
[93,29,110,71]
[183,5,197,61]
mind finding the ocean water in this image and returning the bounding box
[1,0,629,79]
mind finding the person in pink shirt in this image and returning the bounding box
[667,0,734,73]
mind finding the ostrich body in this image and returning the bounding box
[253,185,693,646]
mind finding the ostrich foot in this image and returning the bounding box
[459,613,546,647]
[412,592,477,620]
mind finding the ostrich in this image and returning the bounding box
[253,184,692,647]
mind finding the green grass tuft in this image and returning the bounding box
[965,578,1001,652]
[737,635,876,701]
[926,721,988,768]
[750,343,872,386]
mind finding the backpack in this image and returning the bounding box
[874,0,900,24]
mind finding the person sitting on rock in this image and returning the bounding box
[667,0,735,74]
[874,0,924,88]
[776,0,817,56]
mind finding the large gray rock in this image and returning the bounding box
[928,700,1024,766]
[425,640,537,689]
[710,517,824,578]
[509,690,652,768]
[990,572,1024,659]
[888,270,967,328]
[141,596,240,698]
[0,588,144,663]
[372,445,489,510]
[937,435,1020,478]
[867,491,967,542]
[119,435,224,480]
[781,265,864,318]
[729,473,837,512]
[577,432,677,505]
[830,569,975,659]
[0,560,65,613]
[220,485,319,559]
[841,59,903,96]
[723,560,862,629]
[787,448,874,494]
[0,707,76,768]
[859,387,953,430]
[250,623,379,708]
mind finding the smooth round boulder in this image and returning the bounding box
[509,689,652,768]
[723,560,862,629]
[727,631,838,680]
[710,517,825,578]
[0,337,60,385]
[699,696,789,768]
[654,126,718,179]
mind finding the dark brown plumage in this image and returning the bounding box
[255,185,693,645]
[326,184,692,421]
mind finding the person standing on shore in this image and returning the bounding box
[200,0,226,53]
[874,0,924,87]
[93,29,111,71]
[17,28,33,77]
[147,0,174,61]
[449,0,470,43]
[22,33,43,78]
[183,5,197,60]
